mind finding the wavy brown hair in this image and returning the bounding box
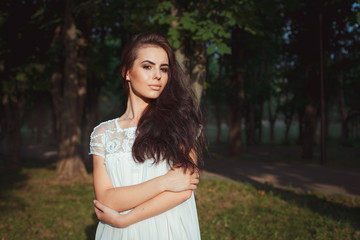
[120,32,205,172]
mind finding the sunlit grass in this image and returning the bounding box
[0,159,359,240]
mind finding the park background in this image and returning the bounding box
[0,0,360,239]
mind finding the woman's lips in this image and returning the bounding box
[149,84,161,90]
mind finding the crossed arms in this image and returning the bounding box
[92,151,199,228]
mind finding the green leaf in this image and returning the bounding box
[172,39,181,49]
[157,1,172,11]
[31,8,45,20]
[16,72,27,82]
[206,43,216,55]
[218,43,231,55]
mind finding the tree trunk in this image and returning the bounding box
[175,45,191,77]
[227,27,245,155]
[3,94,25,168]
[296,108,304,145]
[171,6,191,79]
[256,60,266,144]
[228,72,244,155]
[246,65,258,145]
[302,103,318,160]
[284,121,291,144]
[191,42,206,103]
[50,25,63,144]
[215,60,223,144]
[268,100,276,142]
[0,60,5,142]
[77,8,92,162]
[246,102,256,145]
[228,105,242,155]
[55,0,88,181]
[284,114,293,144]
[337,54,349,142]
[0,57,25,168]
[82,75,100,165]
[215,102,222,144]
[257,102,264,143]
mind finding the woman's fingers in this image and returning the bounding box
[94,200,104,211]
[94,200,105,220]
[191,178,199,184]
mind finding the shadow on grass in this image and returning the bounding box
[259,183,360,229]
[0,167,29,214]
[0,154,58,215]
[85,213,98,239]
[203,157,360,232]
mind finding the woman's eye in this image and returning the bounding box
[143,65,151,70]
[161,68,168,73]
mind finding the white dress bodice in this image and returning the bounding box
[89,118,201,240]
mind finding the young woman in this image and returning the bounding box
[89,32,205,239]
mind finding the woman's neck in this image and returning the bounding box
[121,89,149,126]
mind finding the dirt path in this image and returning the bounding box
[7,144,360,198]
[202,156,360,198]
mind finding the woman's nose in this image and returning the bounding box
[154,69,161,80]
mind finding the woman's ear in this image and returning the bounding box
[121,67,130,81]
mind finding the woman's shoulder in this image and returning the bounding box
[90,118,118,138]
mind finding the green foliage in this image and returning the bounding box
[152,0,261,55]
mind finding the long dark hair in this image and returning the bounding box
[120,32,205,172]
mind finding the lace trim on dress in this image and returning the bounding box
[89,118,137,161]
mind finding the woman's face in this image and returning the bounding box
[126,46,169,100]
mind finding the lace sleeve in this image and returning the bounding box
[89,124,106,158]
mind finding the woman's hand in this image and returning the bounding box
[162,167,199,192]
[93,200,130,228]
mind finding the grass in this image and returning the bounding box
[197,178,360,240]
[1,157,360,240]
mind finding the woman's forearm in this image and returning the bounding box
[94,154,170,212]
[121,190,193,227]
[94,155,198,213]
[97,175,167,212]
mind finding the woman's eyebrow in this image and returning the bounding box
[141,60,169,67]
[141,60,155,65]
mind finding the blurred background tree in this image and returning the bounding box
[0,0,359,181]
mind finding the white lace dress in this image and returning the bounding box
[89,118,201,240]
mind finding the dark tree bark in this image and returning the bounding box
[0,58,25,168]
[257,102,264,143]
[82,75,100,165]
[2,94,25,168]
[0,60,5,143]
[302,103,318,160]
[54,0,88,181]
[171,6,191,79]
[267,100,277,142]
[215,61,223,144]
[296,108,304,145]
[284,109,294,144]
[191,42,206,103]
[228,71,244,155]
[246,102,256,145]
[50,25,63,144]
[337,52,349,142]
[77,7,92,162]
[227,28,244,155]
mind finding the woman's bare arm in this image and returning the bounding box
[93,150,199,227]
[94,190,193,228]
[93,154,199,212]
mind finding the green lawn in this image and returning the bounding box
[0,158,359,240]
